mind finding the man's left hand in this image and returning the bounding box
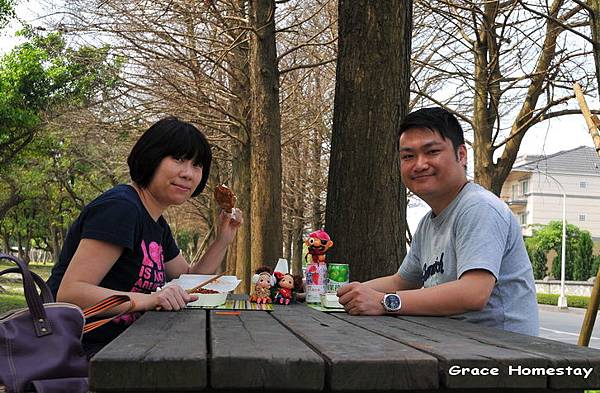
[337,282,386,315]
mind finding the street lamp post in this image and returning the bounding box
[545,173,568,309]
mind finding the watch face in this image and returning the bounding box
[385,294,400,310]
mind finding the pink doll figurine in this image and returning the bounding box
[272,272,303,305]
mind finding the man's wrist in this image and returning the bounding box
[381,292,402,313]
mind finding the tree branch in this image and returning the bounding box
[279,57,335,74]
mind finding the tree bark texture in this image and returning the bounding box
[325,0,411,282]
[249,0,283,271]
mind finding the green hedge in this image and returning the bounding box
[537,293,590,309]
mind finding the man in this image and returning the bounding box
[337,107,538,336]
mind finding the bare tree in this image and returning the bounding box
[414,0,594,195]
[36,0,335,286]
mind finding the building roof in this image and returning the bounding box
[513,146,600,175]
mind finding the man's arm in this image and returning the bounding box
[396,269,495,315]
[338,269,495,316]
[362,273,421,292]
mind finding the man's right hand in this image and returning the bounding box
[337,282,386,315]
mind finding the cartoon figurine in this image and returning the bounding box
[305,229,333,303]
[272,272,303,305]
[305,229,333,264]
[250,266,274,304]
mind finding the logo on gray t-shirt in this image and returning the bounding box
[422,252,445,284]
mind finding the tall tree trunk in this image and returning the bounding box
[232,141,252,290]
[472,2,498,194]
[1,231,10,254]
[16,230,24,263]
[325,0,411,282]
[291,208,305,275]
[284,228,292,263]
[225,0,252,292]
[50,224,61,264]
[589,0,600,98]
[24,239,31,264]
[310,127,323,231]
[248,0,283,270]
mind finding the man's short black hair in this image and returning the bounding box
[398,107,465,151]
[128,117,212,197]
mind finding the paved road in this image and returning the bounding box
[538,305,600,349]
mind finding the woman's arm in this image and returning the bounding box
[57,238,195,313]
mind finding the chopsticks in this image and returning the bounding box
[186,272,227,294]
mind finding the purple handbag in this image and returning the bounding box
[0,254,132,393]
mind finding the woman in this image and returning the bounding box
[47,117,242,355]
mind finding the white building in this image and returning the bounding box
[500,146,600,242]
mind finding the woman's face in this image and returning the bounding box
[147,156,203,206]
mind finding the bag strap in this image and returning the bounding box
[82,294,136,334]
[0,253,52,337]
[0,267,54,303]
[0,254,136,335]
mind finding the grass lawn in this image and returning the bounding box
[0,261,53,314]
[0,291,27,314]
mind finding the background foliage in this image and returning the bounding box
[525,221,595,281]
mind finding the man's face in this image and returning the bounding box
[399,127,467,205]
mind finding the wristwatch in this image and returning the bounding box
[382,293,402,313]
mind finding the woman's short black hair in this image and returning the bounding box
[398,107,465,152]
[128,117,212,197]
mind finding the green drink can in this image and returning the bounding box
[327,263,349,292]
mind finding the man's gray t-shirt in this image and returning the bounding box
[398,182,539,336]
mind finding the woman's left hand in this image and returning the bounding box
[216,208,243,245]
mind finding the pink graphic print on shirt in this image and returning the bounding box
[113,240,166,325]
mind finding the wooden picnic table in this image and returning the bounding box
[90,296,600,392]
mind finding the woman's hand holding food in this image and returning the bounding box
[150,283,198,311]
[216,208,243,245]
[213,184,243,246]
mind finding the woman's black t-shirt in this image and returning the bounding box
[47,184,180,345]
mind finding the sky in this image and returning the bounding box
[0,1,40,54]
[4,1,599,232]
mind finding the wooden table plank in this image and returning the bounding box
[335,313,550,389]
[402,316,600,390]
[210,309,325,391]
[271,305,438,391]
[89,310,207,392]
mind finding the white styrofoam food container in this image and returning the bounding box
[169,274,241,307]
